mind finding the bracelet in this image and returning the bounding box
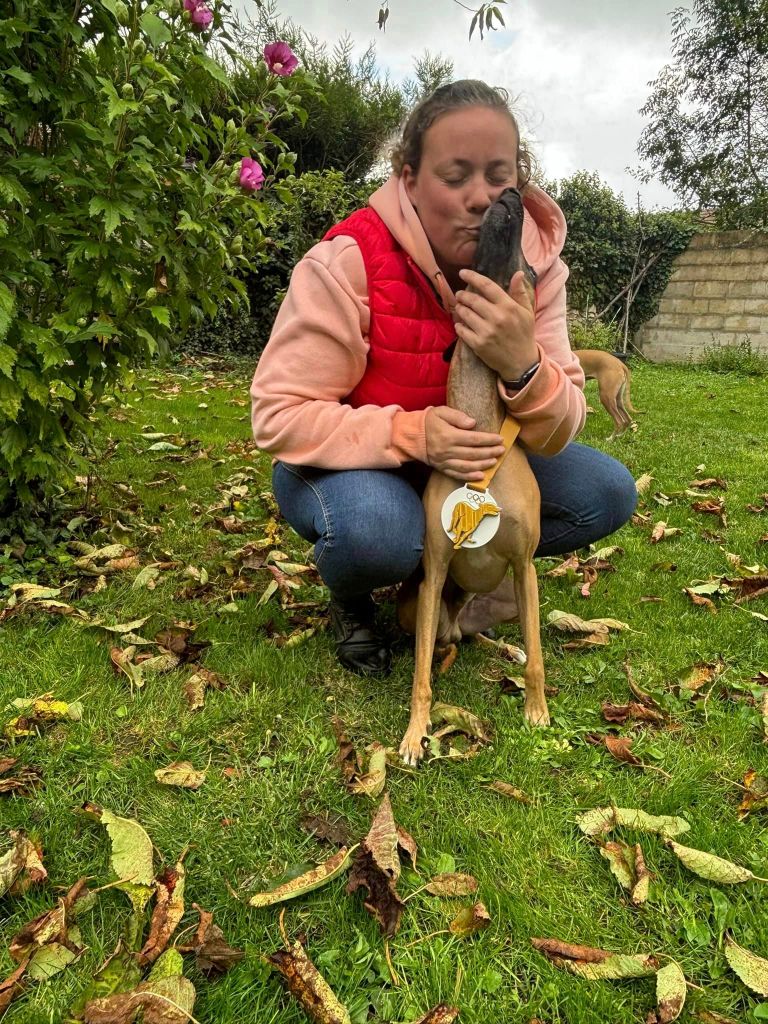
[502,361,540,392]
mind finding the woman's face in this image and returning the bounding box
[402,105,520,288]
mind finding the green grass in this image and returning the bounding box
[1,360,768,1024]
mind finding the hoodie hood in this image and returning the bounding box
[368,174,567,311]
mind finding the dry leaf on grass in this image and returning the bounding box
[183,666,226,711]
[724,934,768,996]
[485,781,533,804]
[689,478,727,490]
[154,762,206,790]
[437,644,458,674]
[650,522,682,543]
[331,717,362,786]
[636,473,654,494]
[576,806,689,839]
[348,743,387,799]
[139,857,187,966]
[0,758,42,796]
[649,959,687,1023]
[599,841,650,906]
[84,805,154,914]
[601,702,665,726]
[4,695,82,739]
[431,702,491,743]
[563,632,610,650]
[449,901,491,938]
[299,812,355,849]
[407,1007,460,1024]
[347,795,405,937]
[425,873,479,897]
[83,973,196,1024]
[547,610,630,634]
[531,937,658,979]
[0,831,47,898]
[268,938,351,1024]
[667,841,767,884]
[737,769,768,820]
[179,903,243,976]
[249,846,356,908]
[683,588,717,613]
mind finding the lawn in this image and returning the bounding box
[1,359,768,1024]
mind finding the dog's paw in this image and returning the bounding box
[399,723,429,766]
[523,700,550,728]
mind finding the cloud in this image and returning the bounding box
[241,0,679,208]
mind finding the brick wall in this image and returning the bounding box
[635,231,768,362]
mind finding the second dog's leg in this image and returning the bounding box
[513,559,549,726]
[599,380,630,436]
[399,548,449,766]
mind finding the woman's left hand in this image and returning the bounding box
[454,268,537,381]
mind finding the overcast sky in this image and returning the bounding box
[237,0,682,209]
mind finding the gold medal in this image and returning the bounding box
[441,485,501,549]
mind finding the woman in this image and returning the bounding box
[251,79,637,675]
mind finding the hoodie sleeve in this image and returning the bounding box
[496,254,586,456]
[250,236,429,468]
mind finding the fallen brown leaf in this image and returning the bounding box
[485,781,533,804]
[183,666,226,711]
[449,901,491,938]
[331,717,362,786]
[683,588,717,613]
[179,903,243,976]
[139,857,186,966]
[601,702,665,726]
[689,478,727,490]
[0,958,29,1016]
[299,812,355,848]
[347,795,405,937]
[679,659,726,693]
[737,769,768,820]
[408,1006,460,1024]
[425,873,479,897]
[268,939,351,1024]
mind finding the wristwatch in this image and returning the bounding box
[502,361,540,392]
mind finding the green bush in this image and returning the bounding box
[700,337,768,376]
[0,0,309,508]
[182,169,374,358]
[567,316,622,352]
[547,171,696,336]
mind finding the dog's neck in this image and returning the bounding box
[447,338,506,435]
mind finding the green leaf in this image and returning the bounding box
[96,808,155,912]
[148,306,171,327]
[140,11,172,46]
[194,53,233,89]
[27,942,77,980]
[0,282,15,343]
[4,67,34,85]
[0,342,18,377]
[89,196,135,238]
[348,743,387,799]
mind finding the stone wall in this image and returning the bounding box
[635,230,768,362]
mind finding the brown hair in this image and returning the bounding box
[390,79,533,189]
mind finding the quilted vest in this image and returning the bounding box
[324,208,455,411]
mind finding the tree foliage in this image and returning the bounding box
[638,0,768,228]
[0,0,307,508]
[547,171,696,336]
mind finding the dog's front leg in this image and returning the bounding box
[399,549,449,766]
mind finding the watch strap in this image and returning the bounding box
[502,360,540,392]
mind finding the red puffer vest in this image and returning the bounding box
[324,208,455,411]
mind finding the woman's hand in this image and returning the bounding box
[425,406,505,482]
[454,268,537,381]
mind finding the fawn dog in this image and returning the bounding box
[398,189,548,766]
[576,349,637,436]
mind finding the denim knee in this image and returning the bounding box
[324,500,424,596]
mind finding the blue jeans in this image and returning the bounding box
[272,443,637,601]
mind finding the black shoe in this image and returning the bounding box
[329,595,391,675]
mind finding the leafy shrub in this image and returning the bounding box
[547,171,696,336]
[568,316,622,352]
[0,0,308,508]
[700,338,768,377]
[183,169,374,358]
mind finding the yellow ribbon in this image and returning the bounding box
[467,414,521,494]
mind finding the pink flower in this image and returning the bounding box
[263,41,298,77]
[183,0,198,10]
[190,3,212,29]
[239,157,265,192]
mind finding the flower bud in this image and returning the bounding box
[121,82,135,99]
[145,287,158,301]
[132,39,146,56]
[114,0,130,25]
[231,235,243,255]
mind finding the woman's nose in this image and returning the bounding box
[466,179,495,212]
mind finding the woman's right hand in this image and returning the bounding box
[425,406,506,482]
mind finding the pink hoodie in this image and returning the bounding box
[251,175,585,467]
